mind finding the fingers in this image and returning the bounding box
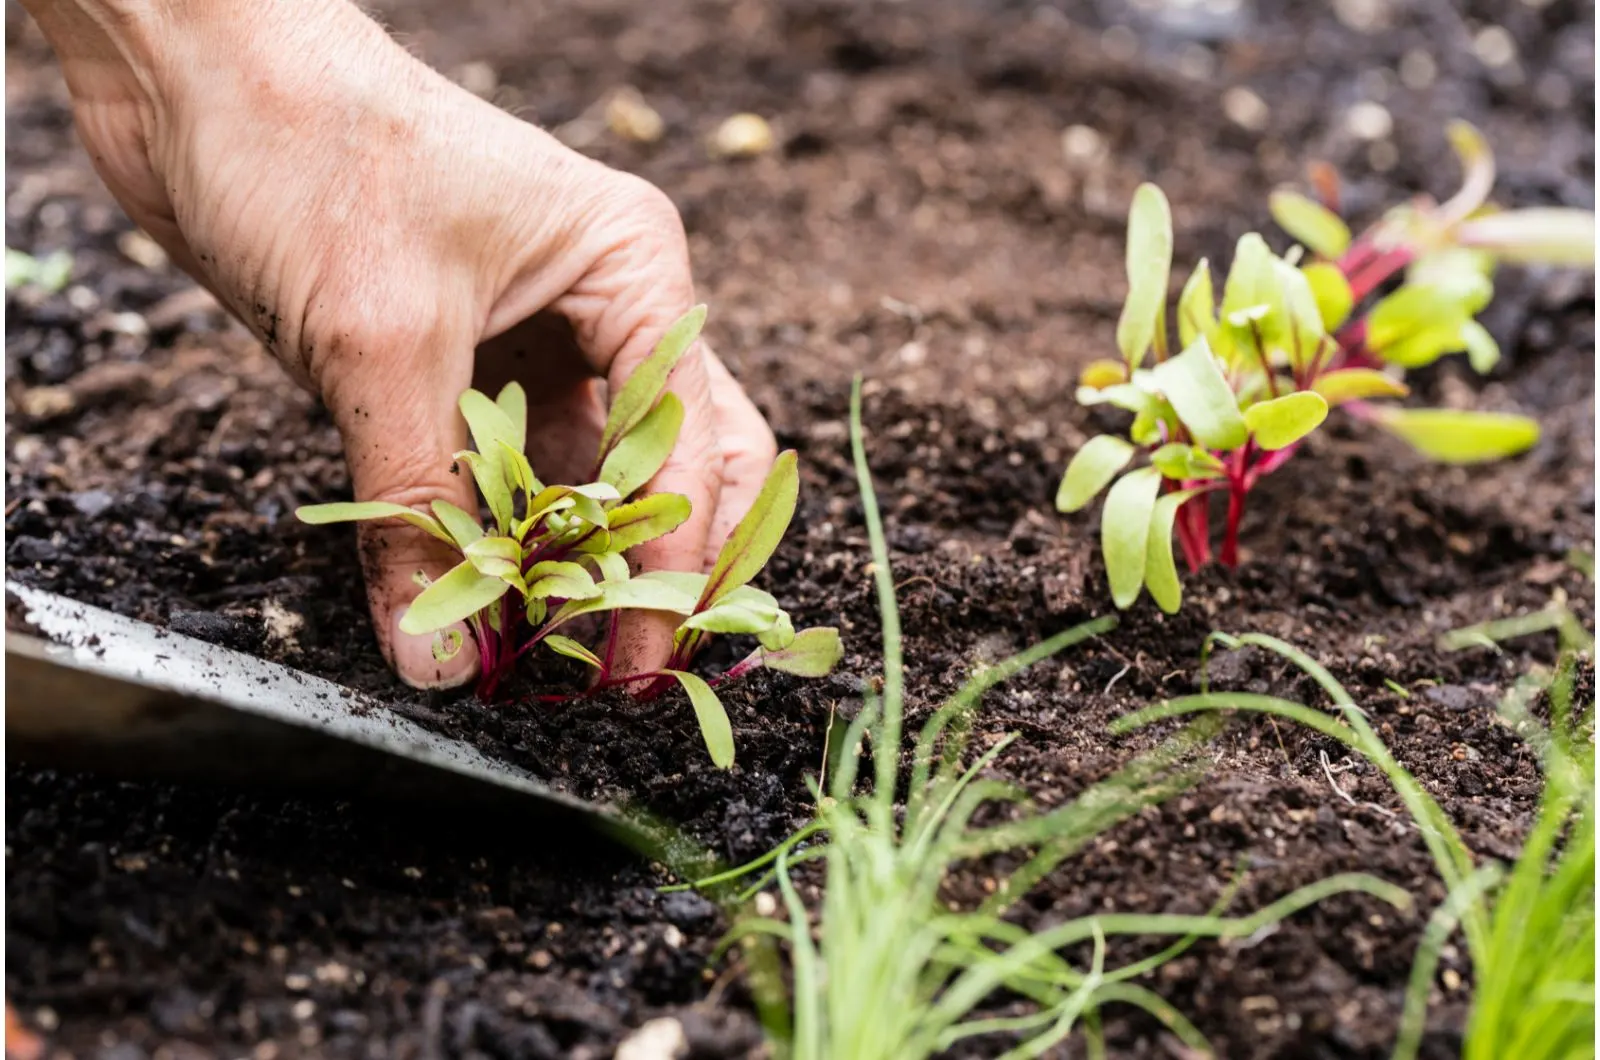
[325,327,480,690]
[701,347,779,569]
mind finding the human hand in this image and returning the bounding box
[23,0,777,688]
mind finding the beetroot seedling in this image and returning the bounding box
[298,306,841,767]
[1059,122,1595,612]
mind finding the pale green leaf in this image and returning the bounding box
[1219,234,1277,347]
[544,634,602,669]
[737,627,843,678]
[432,629,464,662]
[295,500,453,545]
[525,560,600,600]
[550,576,699,625]
[598,304,707,458]
[684,599,783,636]
[698,450,798,608]
[1149,443,1226,480]
[1146,488,1203,614]
[431,500,485,548]
[1454,208,1597,267]
[1369,285,1471,351]
[1101,466,1162,609]
[1269,189,1351,259]
[589,551,631,584]
[1459,319,1500,374]
[636,570,709,598]
[1176,259,1215,350]
[1055,435,1136,513]
[600,392,685,498]
[398,560,508,635]
[1373,408,1540,464]
[1075,383,1156,415]
[1243,391,1328,450]
[1303,262,1353,332]
[1312,368,1410,406]
[1150,338,1249,451]
[1407,249,1493,312]
[590,492,692,553]
[496,440,542,502]
[455,450,513,534]
[1274,258,1324,370]
[464,535,524,581]
[667,670,735,768]
[494,382,527,453]
[1439,119,1495,225]
[756,609,795,651]
[1115,183,1173,369]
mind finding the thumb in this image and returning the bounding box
[326,334,479,690]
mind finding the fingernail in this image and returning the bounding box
[391,615,477,691]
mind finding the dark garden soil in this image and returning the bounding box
[5,0,1595,1057]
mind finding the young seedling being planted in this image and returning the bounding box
[1058,121,1596,613]
[297,307,841,768]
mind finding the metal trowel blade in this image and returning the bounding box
[4,581,649,846]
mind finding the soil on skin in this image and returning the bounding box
[6,0,1594,1057]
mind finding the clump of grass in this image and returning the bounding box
[1114,628,1594,1060]
[672,376,1409,1059]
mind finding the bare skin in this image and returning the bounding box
[20,0,778,688]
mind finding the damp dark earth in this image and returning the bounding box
[5,1,1594,1058]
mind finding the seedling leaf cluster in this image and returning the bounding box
[298,307,841,767]
[1060,122,1596,612]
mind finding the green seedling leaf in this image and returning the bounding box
[589,492,692,553]
[399,560,509,635]
[1373,407,1540,464]
[525,560,600,601]
[1454,208,1597,267]
[635,569,708,597]
[6,247,73,293]
[432,629,464,662]
[497,440,542,503]
[1218,233,1278,366]
[1439,119,1495,225]
[1150,443,1226,480]
[464,535,523,581]
[295,500,453,545]
[1150,338,1249,451]
[1056,435,1136,513]
[459,388,520,466]
[598,305,707,458]
[1274,258,1324,370]
[736,626,843,678]
[1303,262,1353,331]
[1102,466,1162,609]
[1079,358,1128,389]
[1368,285,1475,367]
[1312,368,1409,406]
[588,550,630,584]
[756,609,795,651]
[431,500,484,548]
[454,450,514,533]
[1408,248,1493,311]
[599,392,684,498]
[1243,391,1327,451]
[698,450,799,609]
[1459,319,1500,374]
[1115,183,1174,369]
[666,670,735,768]
[1176,259,1215,350]
[551,575,699,625]
[544,634,603,669]
[1269,190,1351,259]
[1146,488,1203,614]
[1075,382,1156,416]
[495,382,528,452]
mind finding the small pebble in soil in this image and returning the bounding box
[615,1017,688,1060]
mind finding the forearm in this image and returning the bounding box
[18,0,395,114]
